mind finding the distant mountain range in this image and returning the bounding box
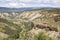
[0,7,40,11]
[0,7,60,11]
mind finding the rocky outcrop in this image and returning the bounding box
[34,24,58,32]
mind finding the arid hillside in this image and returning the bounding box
[0,8,60,40]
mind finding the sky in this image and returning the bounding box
[0,0,60,8]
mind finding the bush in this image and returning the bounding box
[54,15,60,22]
[19,29,28,40]
[23,21,34,30]
[34,32,52,40]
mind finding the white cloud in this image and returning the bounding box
[0,0,60,8]
[6,3,26,8]
[19,0,32,2]
[7,3,20,8]
[53,0,60,3]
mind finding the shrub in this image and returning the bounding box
[23,21,34,30]
[54,15,60,22]
[34,32,52,40]
[19,29,28,40]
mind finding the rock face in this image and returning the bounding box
[34,24,58,32]
[0,12,21,19]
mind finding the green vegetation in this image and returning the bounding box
[23,21,34,30]
[0,18,34,40]
[34,32,52,40]
[54,15,60,22]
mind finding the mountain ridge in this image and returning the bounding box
[0,7,60,11]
